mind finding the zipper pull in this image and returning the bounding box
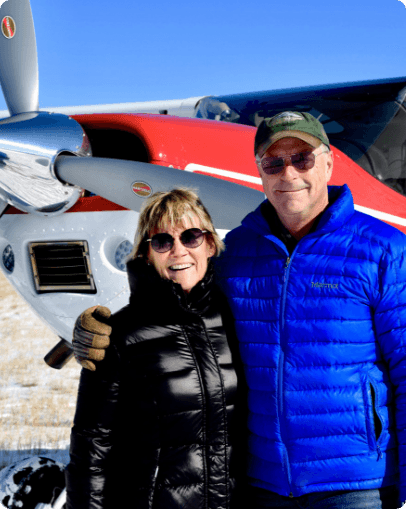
[283,257,291,282]
[377,444,383,460]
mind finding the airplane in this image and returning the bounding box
[0,0,405,372]
[1,0,406,506]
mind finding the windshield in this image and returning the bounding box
[195,97,240,122]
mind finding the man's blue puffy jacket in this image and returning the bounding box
[216,185,406,502]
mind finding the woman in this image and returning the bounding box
[66,189,247,509]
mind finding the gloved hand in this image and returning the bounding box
[72,305,112,371]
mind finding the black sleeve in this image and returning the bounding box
[65,341,121,509]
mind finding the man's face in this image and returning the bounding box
[258,137,333,226]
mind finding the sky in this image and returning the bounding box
[0,0,405,111]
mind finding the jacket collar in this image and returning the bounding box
[126,258,216,315]
[242,184,355,239]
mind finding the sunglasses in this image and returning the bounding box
[260,149,328,175]
[146,228,208,253]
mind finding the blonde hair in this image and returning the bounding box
[130,188,225,260]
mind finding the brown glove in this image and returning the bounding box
[72,305,112,371]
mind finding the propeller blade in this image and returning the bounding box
[55,156,263,230]
[0,0,39,116]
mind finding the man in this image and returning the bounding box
[73,112,406,508]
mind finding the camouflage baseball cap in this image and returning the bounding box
[255,111,330,159]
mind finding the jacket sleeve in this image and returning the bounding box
[65,341,121,509]
[374,245,406,505]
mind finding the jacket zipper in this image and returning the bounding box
[184,317,209,503]
[283,257,291,283]
[149,451,160,509]
[278,254,293,493]
[199,314,231,505]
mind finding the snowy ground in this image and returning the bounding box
[0,271,81,469]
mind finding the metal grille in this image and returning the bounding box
[29,241,96,293]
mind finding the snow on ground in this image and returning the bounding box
[0,270,81,469]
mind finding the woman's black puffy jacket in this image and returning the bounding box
[65,259,247,509]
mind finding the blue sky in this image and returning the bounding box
[0,0,405,111]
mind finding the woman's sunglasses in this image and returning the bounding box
[146,228,208,253]
[260,149,328,175]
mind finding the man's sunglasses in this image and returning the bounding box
[146,228,208,253]
[260,149,328,175]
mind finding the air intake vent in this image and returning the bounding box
[29,241,96,293]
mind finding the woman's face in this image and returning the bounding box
[147,216,215,293]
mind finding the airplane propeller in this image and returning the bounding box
[0,0,38,116]
[0,0,264,372]
[0,0,263,230]
[55,156,263,230]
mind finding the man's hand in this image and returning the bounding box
[72,305,112,371]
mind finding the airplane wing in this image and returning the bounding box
[0,96,206,120]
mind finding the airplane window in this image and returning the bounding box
[356,105,406,196]
[285,102,406,197]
